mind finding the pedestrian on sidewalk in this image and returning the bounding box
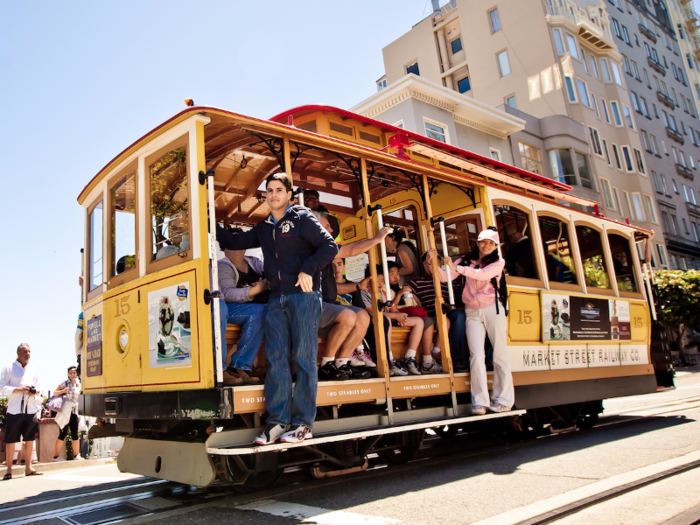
[0,343,43,480]
[52,366,83,461]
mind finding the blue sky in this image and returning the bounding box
[0,1,431,392]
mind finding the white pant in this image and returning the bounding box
[466,304,515,408]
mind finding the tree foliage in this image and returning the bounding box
[654,270,700,335]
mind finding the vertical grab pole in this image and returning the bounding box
[375,206,392,305]
[436,218,456,306]
[643,262,657,321]
[206,169,224,386]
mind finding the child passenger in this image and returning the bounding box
[362,265,429,376]
[430,228,514,415]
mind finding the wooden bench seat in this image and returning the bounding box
[224,324,414,370]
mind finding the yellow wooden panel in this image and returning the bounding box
[387,376,451,399]
[507,289,541,344]
[629,301,651,344]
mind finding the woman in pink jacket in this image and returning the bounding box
[430,228,514,415]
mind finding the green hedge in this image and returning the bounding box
[0,397,7,428]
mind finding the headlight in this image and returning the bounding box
[119,329,129,350]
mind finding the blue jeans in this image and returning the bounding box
[213,300,266,372]
[448,309,467,367]
[263,293,322,428]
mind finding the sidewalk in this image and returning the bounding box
[2,456,116,475]
[674,364,700,376]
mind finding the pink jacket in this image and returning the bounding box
[436,259,505,310]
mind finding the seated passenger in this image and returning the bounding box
[363,265,425,376]
[156,215,190,260]
[385,230,421,286]
[217,227,268,386]
[505,229,536,279]
[314,211,390,381]
[116,254,136,274]
[304,189,340,239]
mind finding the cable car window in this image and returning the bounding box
[494,204,539,279]
[89,201,103,291]
[575,225,611,289]
[150,146,189,261]
[111,171,136,277]
[608,233,639,292]
[432,216,481,259]
[538,215,578,284]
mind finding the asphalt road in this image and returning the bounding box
[3,368,700,525]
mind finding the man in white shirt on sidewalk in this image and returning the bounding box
[1,343,43,480]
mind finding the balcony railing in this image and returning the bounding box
[684,6,698,26]
[544,2,614,50]
[687,201,700,218]
[648,56,666,76]
[667,127,686,144]
[676,163,694,180]
[664,231,700,251]
[657,90,676,109]
[638,23,657,43]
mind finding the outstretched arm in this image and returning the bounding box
[216,225,260,251]
[337,227,392,258]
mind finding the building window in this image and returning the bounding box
[450,37,463,54]
[644,194,659,223]
[652,170,664,193]
[621,146,635,172]
[489,8,502,33]
[612,62,624,86]
[631,193,646,221]
[661,174,670,194]
[576,152,594,189]
[650,134,660,155]
[641,130,651,152]
[565,76,577,102]
[577,78,591,107]
[633,148,646,174]
[553,29,565,55]
[601,97,611,123]
[639,96,649,118]
[612,18,622,38]
[377,78,387,91]
[519,142,543,174]
[600,58,612,82]
[600,178,616,209]
[591,92,600,119]
[622,25,631,45]
[611,101,623,126]
[490,148,501,161]
[591,55,600,78]
[581,49,589,73]
[622,104,634,130]
[497,50,511,76]
[683,217,690,234]
[657,243,667,266]
[613,187,625,217]
[406,61,420,76]
[506,95,517,108]
[683,184,689,202]
[424,119,447,143]
[612,143,622,170]
[588,126,603,156]
[549,149,576,185]
[457,76,471,93]
[603,139,611,165]
[393,120,404,129]
[693,223,700,242]
[566,33,580,60]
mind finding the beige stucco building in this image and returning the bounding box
[364,0,700,270]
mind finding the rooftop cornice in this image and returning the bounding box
[350,74,525,139]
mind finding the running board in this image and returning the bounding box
[206,409,526,456]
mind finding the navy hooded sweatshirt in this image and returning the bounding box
[216,205,338,299]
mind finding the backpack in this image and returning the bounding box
[490,272,509,317]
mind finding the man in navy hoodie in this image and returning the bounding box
[216,172,338,445]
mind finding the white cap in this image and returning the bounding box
[477,229,500,244]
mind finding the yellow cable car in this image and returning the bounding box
[78,104,672,489]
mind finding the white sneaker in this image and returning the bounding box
[53,456,66,462]
[254,424,288,445]
[472,405,486,416]
[403,357,421,375]
[389,360,408,376]
[358,351,377,368]
[281,425,313,444]
[488,403,512,413]
[421,361,443,374]
[72,455,85,461]
[349,351,365,368]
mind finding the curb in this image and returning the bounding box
[3,457,116,474]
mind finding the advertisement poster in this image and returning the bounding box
[344,253,369,282]
[542,293,571,341]
[85,315,102,377]
[609,300,631,340]
[148,283,192,368]
[569,297,611,340]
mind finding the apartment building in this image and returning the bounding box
[666,0,700,107]
[370,0,700,270]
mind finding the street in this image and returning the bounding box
[2,369,700,525]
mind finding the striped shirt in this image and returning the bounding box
[407,277,455,317]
